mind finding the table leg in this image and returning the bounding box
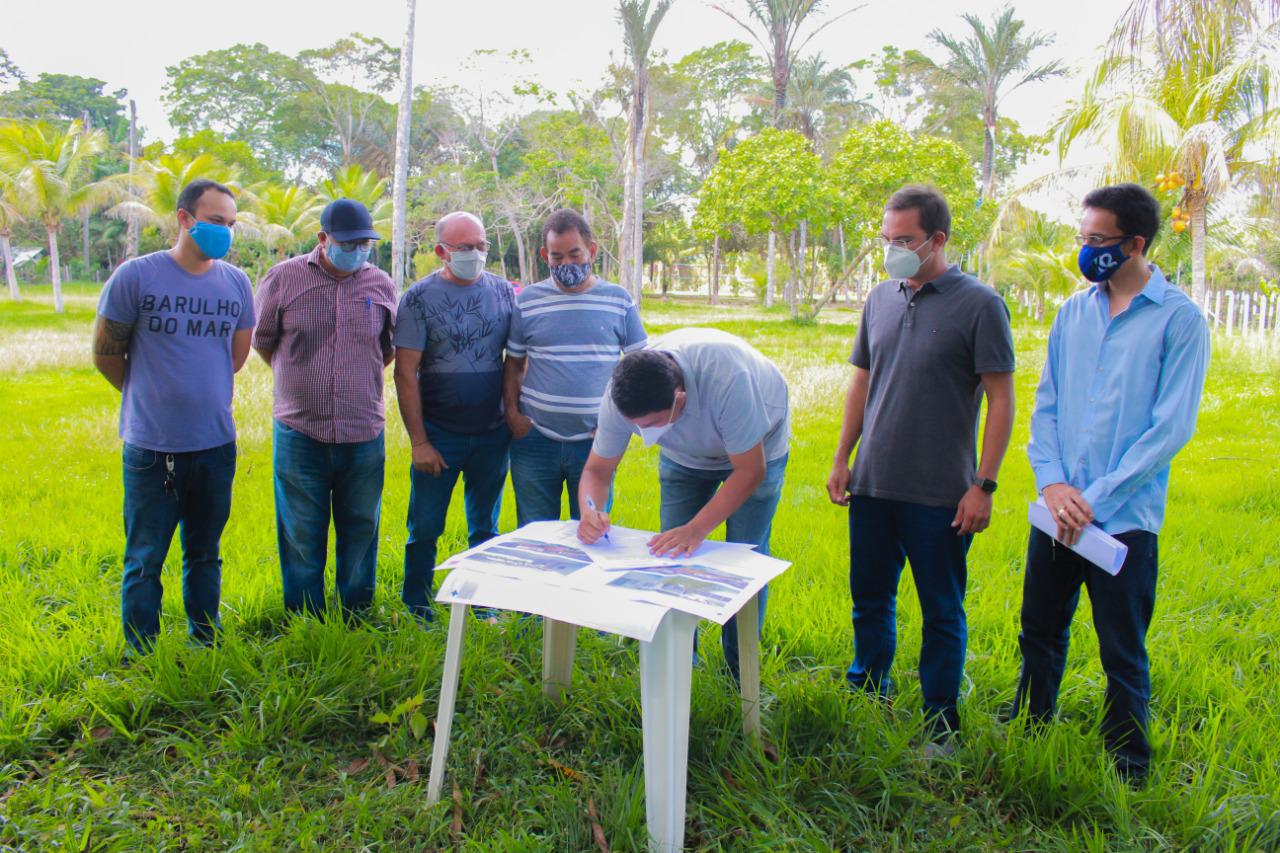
[542,618,578,704]
[736,593,761,739]
[639,610,699,853]
[427,602,469,805]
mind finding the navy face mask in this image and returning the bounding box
[551,261,592,288]
[1077,240,1130,282]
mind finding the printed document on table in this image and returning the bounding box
[438,521,790,625]
[1027,499,1128,575]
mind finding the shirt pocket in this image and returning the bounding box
[345,297,388,344]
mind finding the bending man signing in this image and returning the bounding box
[576,328,790,678]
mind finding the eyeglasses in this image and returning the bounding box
[1074,234,1130,248]
[441,240,490,253]
[876,235,931,250]
[334,239,375,251]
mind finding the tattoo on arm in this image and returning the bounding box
[94,319,134,356]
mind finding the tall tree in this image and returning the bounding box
[0,73,130,142]
[290,35,400,169]
[1055,3,1280,301]
[391,0,417,290]
[618,0,676,303]
[0,120,107,312]
[908,6,1064,198]
[249,183,318,259]
[784,55,870,149]
[713,0,855,125]
[0,165,23,301]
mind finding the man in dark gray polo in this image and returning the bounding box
[826,184,1015,750]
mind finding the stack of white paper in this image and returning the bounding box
[1027,499,1129,575]
[435,521,791,638]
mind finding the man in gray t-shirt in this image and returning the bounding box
[503,209,647,527]
[827,185,1015,745]
[581,328,790,679]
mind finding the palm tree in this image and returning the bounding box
[989,202,1079,321]
[0,166,23,301]
[105,152,238,241]
[1055,8,1280,301]
[784,55,870,147]
[618,0,676,303]
[317,164,392,233]
[909,7,1064,198]
[713,0,855,125]
[248,183,319,259]
[0,120,108,312]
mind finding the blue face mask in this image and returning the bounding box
[188,221,233,260]
[550,261,592,288]
[1077,241,1129,283]
[327,242,371,273]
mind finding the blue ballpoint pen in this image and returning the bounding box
[585,496,609,542]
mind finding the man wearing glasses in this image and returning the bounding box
[1009,183,1209,784]
[253,198,397,619]
[394,212,515,622]
[827,185,1015,753]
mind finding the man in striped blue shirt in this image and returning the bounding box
[1010,183,1210,784]
[503,209,648,526]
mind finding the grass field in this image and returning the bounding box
[0,281,1277,851]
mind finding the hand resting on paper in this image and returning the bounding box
[647,523,708,558]
[1042,482,1094,546]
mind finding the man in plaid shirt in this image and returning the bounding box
[253,199,397,618]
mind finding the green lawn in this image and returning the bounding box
[1,282,1277,850]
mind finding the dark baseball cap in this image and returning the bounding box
[320,199,380,241]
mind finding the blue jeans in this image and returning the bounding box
[1012,528,1159,776]
[402,421,510,618]
[273,421,385,616]
[509,428,599,526]
[658,453,788,679]
[846,496,972,736]
[121,440,237,654]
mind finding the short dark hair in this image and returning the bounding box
[885,185,952,239]
[610,350,682,418]
[177,179,235,214]
[542,208,594,246]
[1082,183,1160,254]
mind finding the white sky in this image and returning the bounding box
[5,0,1118,218]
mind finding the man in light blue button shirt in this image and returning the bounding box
[1009,183,1210,783]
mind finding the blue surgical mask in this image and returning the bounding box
[1077,241,1129,282]
[327,241,370,273]
[551,261,592,289]
[188,221,233,260]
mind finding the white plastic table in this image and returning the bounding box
[426,594,762,852]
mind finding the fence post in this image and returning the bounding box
[1243,293,1253,336]
[1214,290,1224,328]
[1226,291,1237,334]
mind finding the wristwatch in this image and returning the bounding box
[975,477,998,494]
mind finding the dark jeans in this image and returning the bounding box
[273,421,385,616]
[509,428,596,526]
[658,453,788,680]
[1012,527,1159,776]
[846,496,972,735]
[121,440,237,654]
[402,421,509,618]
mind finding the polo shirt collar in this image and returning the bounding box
[895,263,963,295]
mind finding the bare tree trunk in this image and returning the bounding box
[391,0,417,291]
[765,231,776,307]
[1190,192,1207,303]
[798,220,808,303]
[126,99,139,260]
[2,233,19,302]
[500,204,529,284]
[48,226,64,313]
[621,61,649,305]
[710,235,721,305]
